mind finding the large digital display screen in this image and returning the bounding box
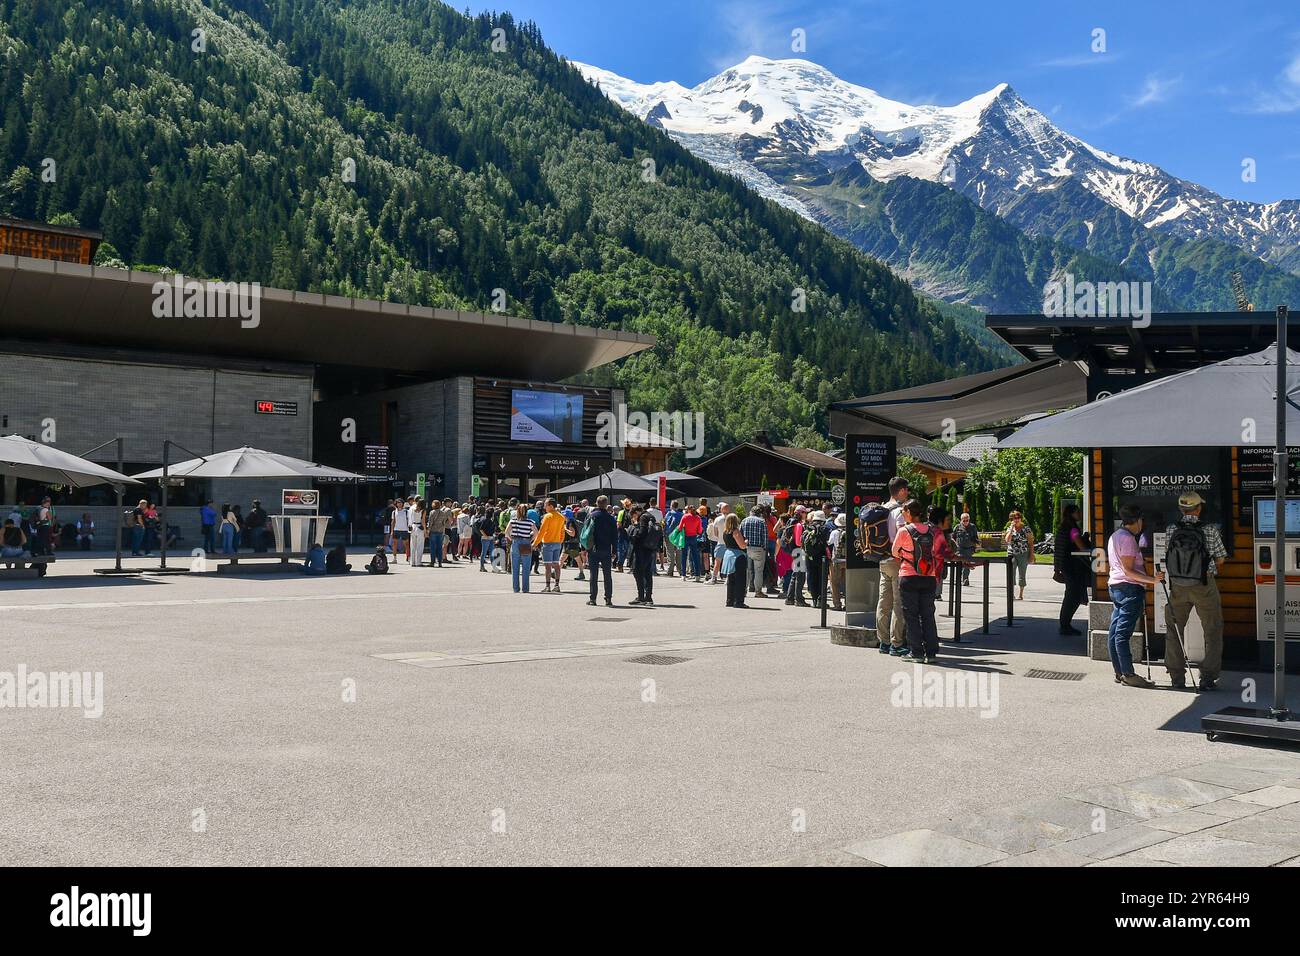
[510,389,583,444]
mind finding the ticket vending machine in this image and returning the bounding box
[1252,496,1300,662]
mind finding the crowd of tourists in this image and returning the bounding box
[367,492,859,609]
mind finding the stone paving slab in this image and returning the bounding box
[759,847,882,867]
[1133,831,1299,867]
[1053,822,1176,861]
[986,846,1093,867]
[843,829,1009,867]
[1230,785,1300,808]
[775,765,1300,867]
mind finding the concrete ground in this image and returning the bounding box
[1,552,1296,866]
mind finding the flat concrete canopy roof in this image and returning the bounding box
[0,255,654,381]
[829,359,1085,442]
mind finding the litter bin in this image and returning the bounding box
[268,514,330,554]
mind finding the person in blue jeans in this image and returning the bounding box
[507,504,537,593]
[1106,503,1163,688]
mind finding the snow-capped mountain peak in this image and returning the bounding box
[575,56,1300,272]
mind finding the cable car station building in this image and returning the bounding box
[0,219,653,534]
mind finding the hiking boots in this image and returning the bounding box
[1121,673,1154,688]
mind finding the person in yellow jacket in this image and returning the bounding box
[533,498,570,593]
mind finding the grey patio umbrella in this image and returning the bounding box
[644,470,729,499]
[0,434,139,487]
[131,446,365,572]
[550,468,659,500]
[998,345,1300,449]
[131,446,364,481]
[997,333,1298,742]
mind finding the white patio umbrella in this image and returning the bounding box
[131,446,364,481]
[131,446,365,571]
[0,434,139,487]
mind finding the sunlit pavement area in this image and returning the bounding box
[2,554,1298,867]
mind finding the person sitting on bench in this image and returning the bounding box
[326,545,352,575]
[1,519,30,567]
[76,513,96,551]
[302,543,328,576]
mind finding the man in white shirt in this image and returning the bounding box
[708,502,730,583]
[391,497,411,562]
[876,477,910,654]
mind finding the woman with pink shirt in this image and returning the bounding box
[1106,503,1165,688]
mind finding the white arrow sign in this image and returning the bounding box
[527,459,534,470]
[497,458,506,469]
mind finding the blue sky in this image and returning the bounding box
[479,0,1300,202]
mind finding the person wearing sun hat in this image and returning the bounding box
[1162,490,1227,690]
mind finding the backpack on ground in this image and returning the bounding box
[1165,523,1209,587]
[900,524,937,577]
[859,504,892,560]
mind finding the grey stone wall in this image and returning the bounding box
[314,376,474,500]
[1,350,312,544]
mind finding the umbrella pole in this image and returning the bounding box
[1274,306,1290,720]
[160,440,169,571]
[115,437,123,573]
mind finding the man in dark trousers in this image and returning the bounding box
[586,494,619,607]
[246,499,270,552]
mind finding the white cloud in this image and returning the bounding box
[1130,73,1181,108]
[1246,48,1300,113]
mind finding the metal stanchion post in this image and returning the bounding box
[982,559,990,634]
[1004,554,1016,627]
[953,562,963,642]
[945,561,955,617]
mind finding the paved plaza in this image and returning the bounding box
[2,554,1297,867]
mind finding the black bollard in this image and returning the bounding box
[953,562,963,642]
[1004,554,1016,627]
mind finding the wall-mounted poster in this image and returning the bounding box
[1105,447,1232,555]
[510,389,583,444]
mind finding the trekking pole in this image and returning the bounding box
[1158,573,1199,694]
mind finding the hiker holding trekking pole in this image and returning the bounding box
[1161,491,1226,691]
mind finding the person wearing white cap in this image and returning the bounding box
[1162,491,1227,690]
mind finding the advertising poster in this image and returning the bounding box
[510,389,583,444]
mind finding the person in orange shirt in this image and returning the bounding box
[533,498,570,593]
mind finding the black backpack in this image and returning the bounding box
[1165,522,1209,587]
[859,504,892,560]
[641,519,663,552]
[806,521,831,555]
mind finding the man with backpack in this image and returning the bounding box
[872,477,910,654]
[1162,492,1226,690]
[804,512,832,608]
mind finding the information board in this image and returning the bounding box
[1238,446,1300,526]
[844,435,896,570]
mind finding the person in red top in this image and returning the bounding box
[678,507,704,580]
[892,499,940,662]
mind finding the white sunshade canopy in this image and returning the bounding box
[999,345,1300,449]
[0,434,140,487]
[131,446,365,481]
